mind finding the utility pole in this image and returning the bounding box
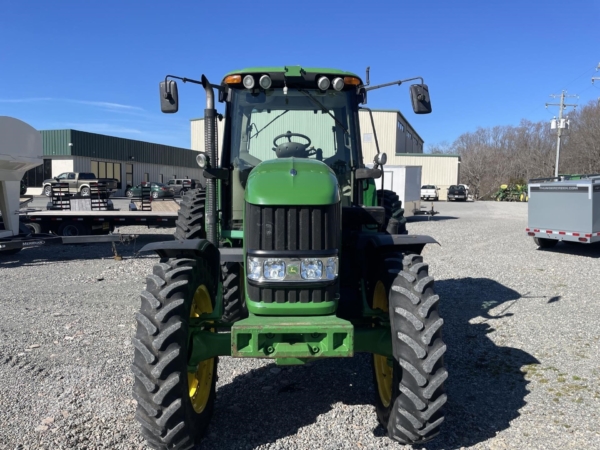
[592,63,600,103]
[546,91,577,177]
[592,62,600,84]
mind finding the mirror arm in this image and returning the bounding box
[364,76,424,92]
[164,75,224,98]
[359,107,381,156]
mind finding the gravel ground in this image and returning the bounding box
[1,201,599,449]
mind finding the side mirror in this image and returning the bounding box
[355,167,382,180]
[159,80,179,113]
[374,152,387,166]
[409,84,432,114]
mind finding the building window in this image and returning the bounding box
[92,161,122,188]
[23,159,52,187]
[397,121,404,131]
[126,164,133,189]
[144,173,149,182]
[159,174,163,183]
[407,132,412,140]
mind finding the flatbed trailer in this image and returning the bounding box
[19,209,177,236]
[526,175,600,247]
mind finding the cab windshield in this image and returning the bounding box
[228,88,360,187]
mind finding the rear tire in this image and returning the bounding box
[377,190,407,235]
[57,221,90,236]
[174,189,206,240]
[24,222,42,234]
[372,253,447,444]
[132,257,218,450]
[534,237,558,248]
[80,186,90,197]
[43,185,52,197]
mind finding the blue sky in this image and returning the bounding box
[1,0,599,151]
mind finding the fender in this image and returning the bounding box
[357,233,439,255]
[139,239,243,274]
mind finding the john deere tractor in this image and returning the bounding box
[132,66,447,449]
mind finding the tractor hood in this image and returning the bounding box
[245,158,340,206]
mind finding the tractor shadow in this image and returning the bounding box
[201,277,539,450]
[408,215,459,223]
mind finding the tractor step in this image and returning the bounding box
[231,314,354,359]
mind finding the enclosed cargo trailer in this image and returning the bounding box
[526,175,600,247]
[368,165,422,217]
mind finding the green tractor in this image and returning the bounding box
[132,66,447,449]
[494,183,528,202]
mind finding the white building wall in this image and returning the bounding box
[191,118,225,153]
[390,155,460,201]
[358,110,397,164]
[52,159,74,177]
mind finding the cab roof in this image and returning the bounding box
[223,66,362,83]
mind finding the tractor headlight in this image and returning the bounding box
[332,77,345,91]
[301,259,322,280]
[246,253,338,283]
[243,74,255,89]
[259,74,272,90]
[325,257,337,280]
[263,259,286,280]
[248,257,262,281]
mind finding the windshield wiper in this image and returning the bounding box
[299,89,348,134]
[250,110,289,139]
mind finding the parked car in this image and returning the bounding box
[167,178,203,195]
[420,184,439,201]
[43,172,118,197]
[447,184,468,201]
[126,182,175,199]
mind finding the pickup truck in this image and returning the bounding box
[447,184,468,201]
[420,185,439,201]
[42,172,118,197]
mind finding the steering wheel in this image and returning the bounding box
[272,131,312,158]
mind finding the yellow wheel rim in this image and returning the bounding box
[188,284,215,414]
[372,281,393,407]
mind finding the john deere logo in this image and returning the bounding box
[287,265,299,275]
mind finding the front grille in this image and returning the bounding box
[245,203,340,303]
[246,203,340,251]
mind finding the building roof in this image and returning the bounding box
[40,129,199,168]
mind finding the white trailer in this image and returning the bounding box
[369,165,422,217]
[526,175,600,248]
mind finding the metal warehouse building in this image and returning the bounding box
[190,110,459,199]
[24,130,204,196]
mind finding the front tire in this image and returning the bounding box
[221,262,248,323]
[372,253,447,444]
[132,257,218,450]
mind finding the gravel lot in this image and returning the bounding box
[1,201,599,449]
